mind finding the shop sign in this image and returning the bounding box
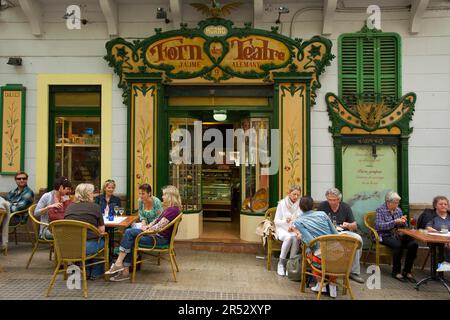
[144,35,290,75]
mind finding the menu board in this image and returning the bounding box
[342,145,398,247]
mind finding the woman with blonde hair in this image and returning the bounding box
[105,185,182,281]
[65,183,105,279]
[274,185,303,276]
[95,179,121,216]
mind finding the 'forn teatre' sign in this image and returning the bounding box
[146,37,214,73]
[222,36,290,73]
[144,35,290,75]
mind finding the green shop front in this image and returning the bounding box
[104,18,333,241]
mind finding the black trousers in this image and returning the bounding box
[381,234,418,275]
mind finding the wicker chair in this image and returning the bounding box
[0,208,6,260]
[26,204,55,268]
[264,207,283,271]
[8,204,34,250]
[131,213,182,283]
[363,211,393,267]
[46,219,109,298]
[300,234,361,300]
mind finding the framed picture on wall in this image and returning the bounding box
[0,84,26,175]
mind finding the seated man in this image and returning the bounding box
[293,196,339,298]
[317,187,364,284]
[6,172,34,216]
[1,172,34,249]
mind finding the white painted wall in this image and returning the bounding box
[0,0,449,205]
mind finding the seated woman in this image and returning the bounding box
[374,191,418,283]
[137,184,163,227]
[426,196,450,262]
[65,183,105,279]
[274,185,302,276]
[95,179,121,216]
[293,196,339,298]
[34,176,72,239]
[105,185,182,282]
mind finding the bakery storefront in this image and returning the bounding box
[105,18,333,242]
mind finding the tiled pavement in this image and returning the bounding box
[0,244,449,300]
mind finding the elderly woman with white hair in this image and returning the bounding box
[274,185,303,276]
[65,183,105,279]
[375,191,418,283]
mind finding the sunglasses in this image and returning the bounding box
[16,177,28,181]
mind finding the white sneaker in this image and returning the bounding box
[310,283,327,292]
[329,283,337,298]
[277,262,286,276]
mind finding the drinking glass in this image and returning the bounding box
[441,224,449,234]
[119,207,125,216]
[114,205,119,216]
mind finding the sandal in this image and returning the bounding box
[403,273,417,283]
[392,273,406,282]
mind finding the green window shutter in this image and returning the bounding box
[378,37,398,108]
[339,32,400,109]
[340,37,358,107]
[361,37,376,101]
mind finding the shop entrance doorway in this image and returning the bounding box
[164,87,275,241]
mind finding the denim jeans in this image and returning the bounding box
[85,238,105,278]
[119,228,169,267]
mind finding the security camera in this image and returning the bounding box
[278,6,289,14]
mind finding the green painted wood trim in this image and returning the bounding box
[105,18,334,106]
[155,83,167,201]
[270,87,279,206]
[325,91,416,210]
[305,82,311,196]
[166,105,272,111]
[0,84,26,175]
[399,136,410,218]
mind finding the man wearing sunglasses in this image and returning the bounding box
[6,172,34,214]
[1,172,34,251]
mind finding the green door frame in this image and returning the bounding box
[156,89,279,209]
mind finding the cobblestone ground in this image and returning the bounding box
[0,244,449,300]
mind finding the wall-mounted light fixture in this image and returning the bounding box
[276,6,289,24]
[157,7,171,24]
[7,57,22,66]
[213,110,227,122]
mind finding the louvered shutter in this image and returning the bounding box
[378,37,398,108]
[339,33,400,109]
[340,37,358,107]
[361,37,376,101]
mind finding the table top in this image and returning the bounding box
[104,215,138,228]
[399,228,450,244]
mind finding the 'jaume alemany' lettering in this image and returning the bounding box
[149,37,202,62]
[230,38,285,61]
